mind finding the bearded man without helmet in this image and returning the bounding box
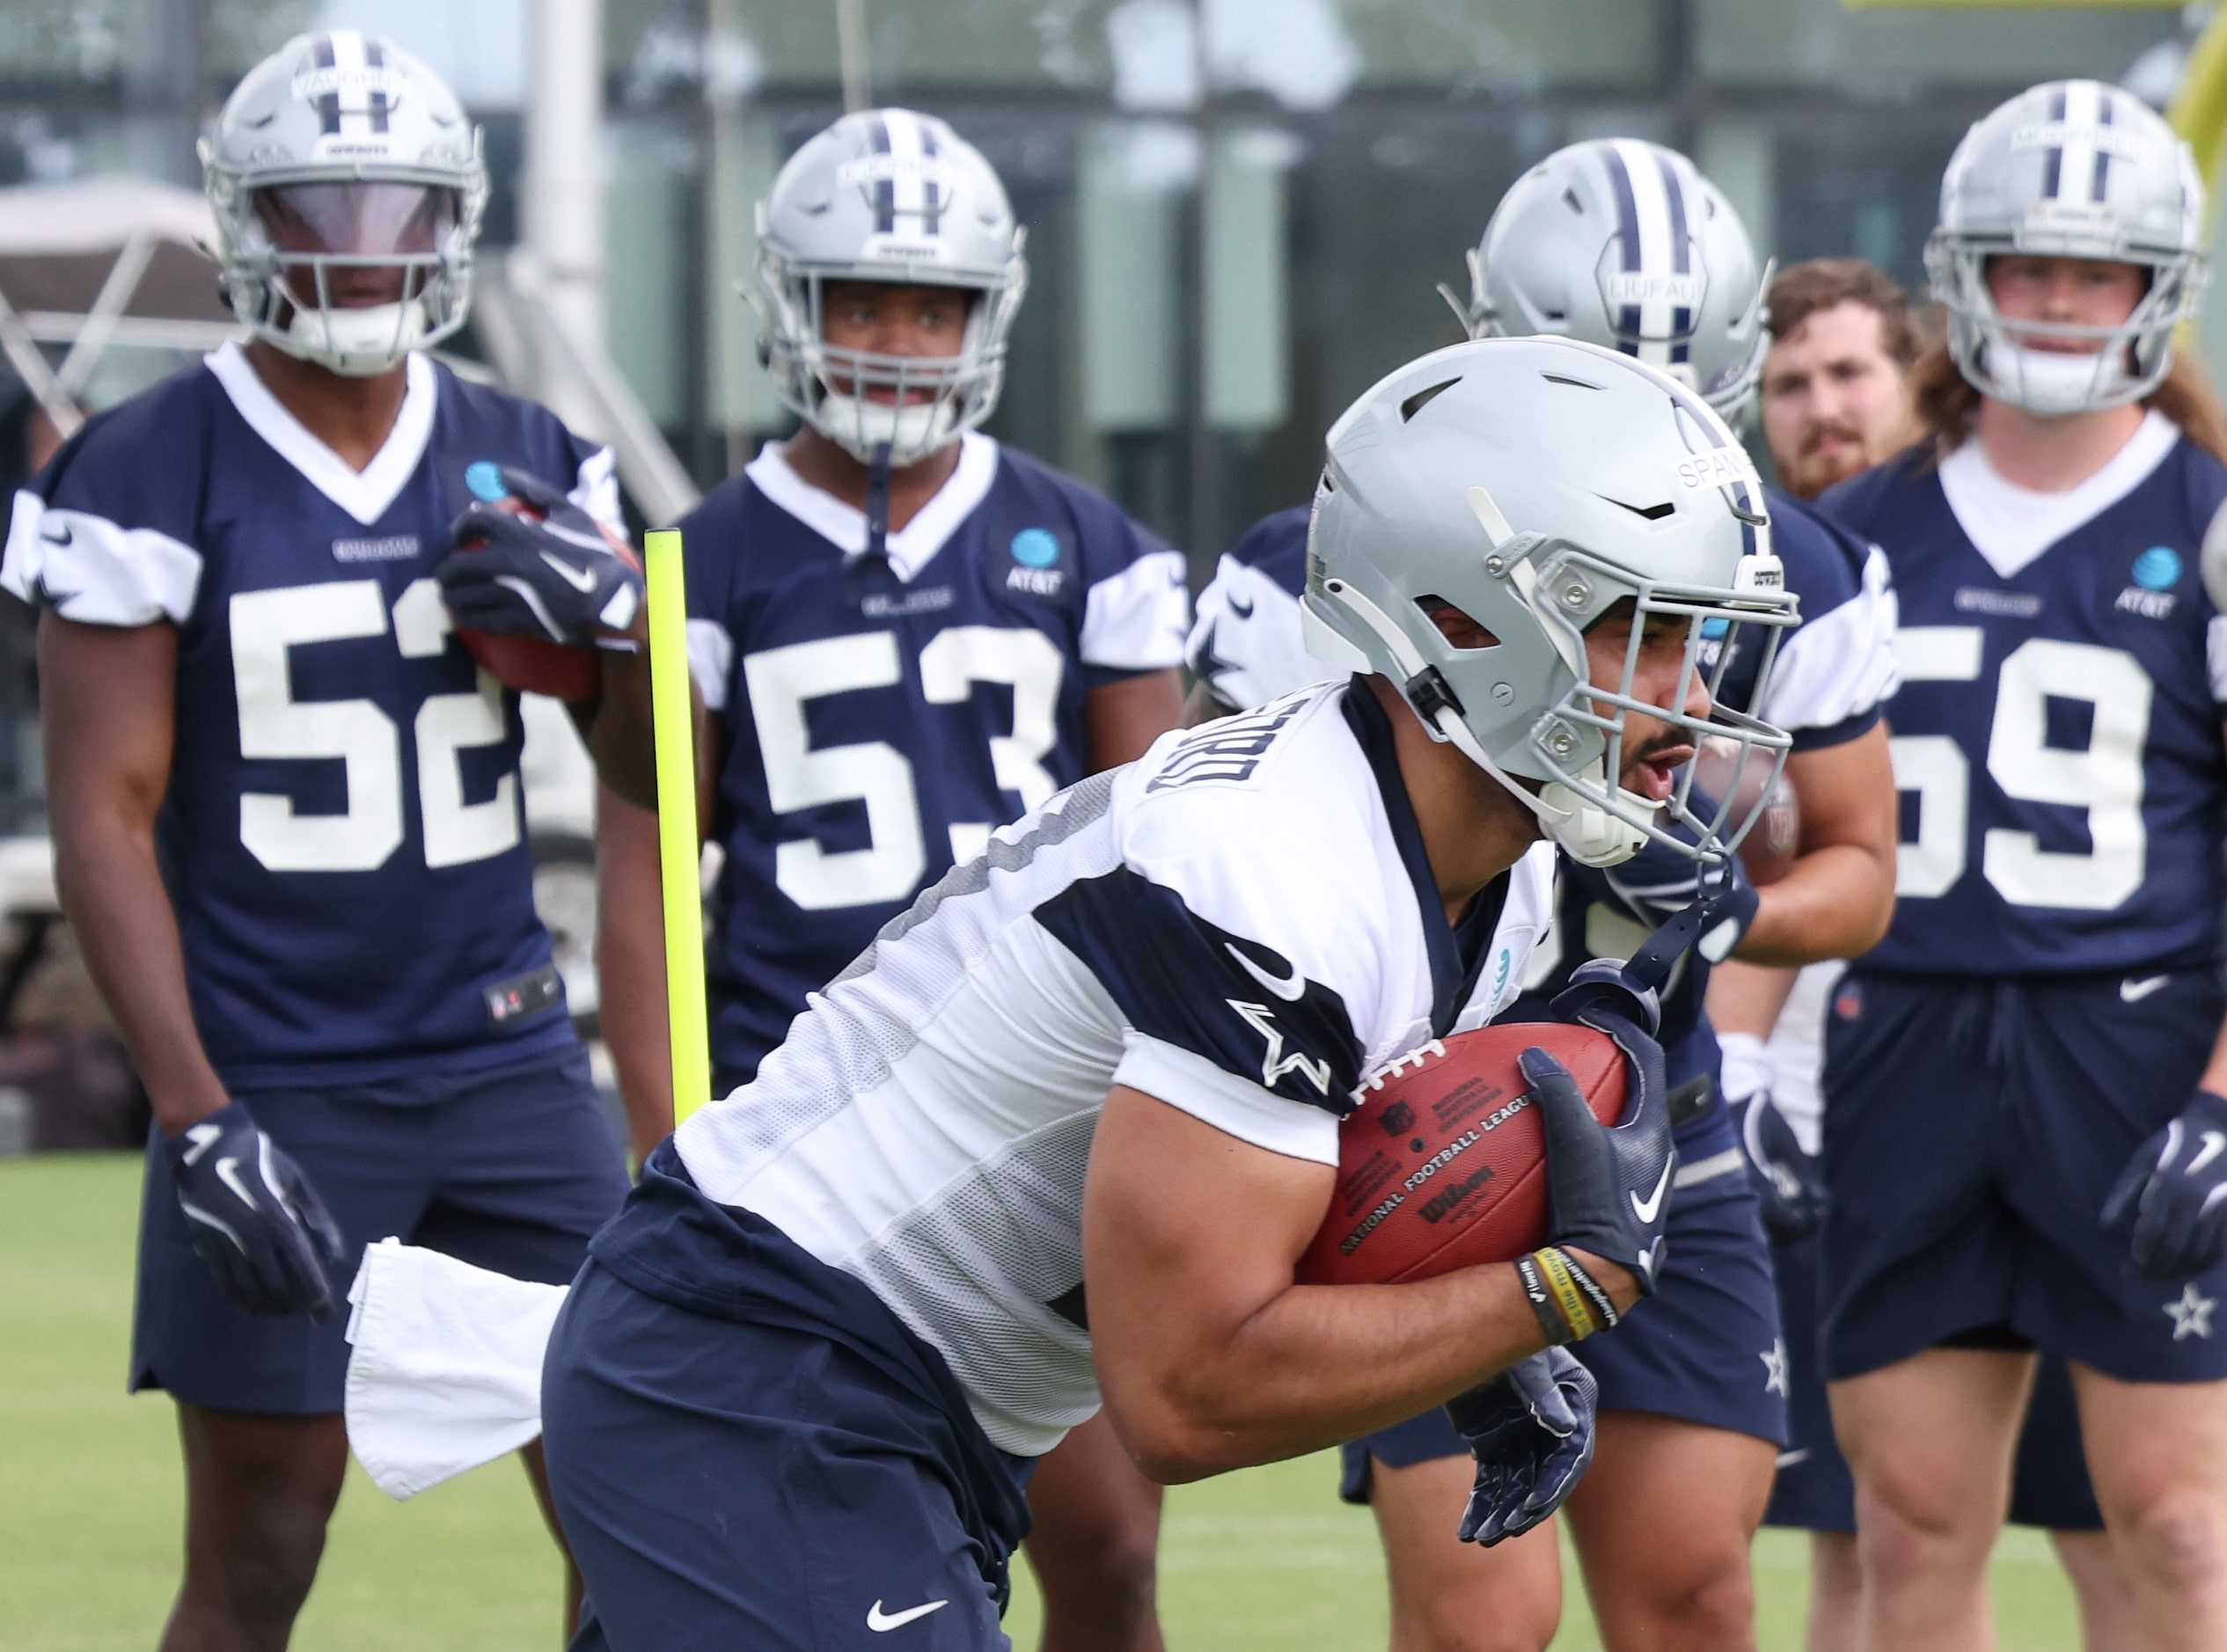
[0,31,663,1648]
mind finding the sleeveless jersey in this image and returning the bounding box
[1,342,612,1088]
[670,679,1557,1455]
[680,434,1189,1082]
[1820,414,2227,976]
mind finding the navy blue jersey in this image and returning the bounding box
[1820,415,2227,976]
[2,343,614,1088]
[1186,506,1315,711]
[681,434,1189,1081]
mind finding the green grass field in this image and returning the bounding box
[0,1154,2087,1648]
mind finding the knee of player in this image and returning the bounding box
[2110,1484,2227,1594]
[1393,1600,1558,1652]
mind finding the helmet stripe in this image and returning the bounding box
[1654,147,1694,364]
[883,109,927,230]
[310,32,341,136]
[865,112,896,234]
[2091,84,2114,202]
[919,119,943,235]
[1611,140,1676,366]
[363,35,391,135]
[1601,141,1645,348]
[2042,83,2069,202]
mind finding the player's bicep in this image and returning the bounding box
[1082,1083,1332,1414]
[38,612,177,830]
[1787,722,1896,859]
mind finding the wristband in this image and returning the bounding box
[1515,1246,1620,1345]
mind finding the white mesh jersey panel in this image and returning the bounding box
[672,682,1555,1455]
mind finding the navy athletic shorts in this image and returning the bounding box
[131,1047,626,1414]
[1762,1230,2104,1532]
[1820,969,2227,1385]
[1339,1029,1787,1502]
[546,1151,1036,1651]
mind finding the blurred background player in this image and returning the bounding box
[1814,79,2227,1651]
[593,108,1189,1652]
[0,31,662,1652]
[1725,257,2135,1650]
[1190,140,1901,1652]
[541,335,1789,1652]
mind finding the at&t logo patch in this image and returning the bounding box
[2116,545,2183,619]
[1007,527,1064,596]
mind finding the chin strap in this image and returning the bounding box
[863,442,894,564]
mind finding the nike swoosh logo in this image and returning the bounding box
[1776,1448,1812,1470]
[215,1156,256,1209]
[40,523,71,546]
[181,1122,223,1166]
[2191,1131,2227,1177]
[1630,1159,1674,1226]
[1226,942,1305,1002]
[538,550,599,593]
[867,1599,949,1632]
[1228,594,1256,619]
[2122,975,2172,1003]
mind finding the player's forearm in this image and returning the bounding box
[1103,1263,1551,1483]
[596,787,677,1159]
[575,647,661,810]
[51,811,228,1136]
[1734,843,1894,964]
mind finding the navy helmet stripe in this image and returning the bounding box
[310,32,341,135]
[1601,143,1645,352]
[1658,151,1694,363]
[2042,84,2068,201]
[866,113,896,234]
[2092,89,2114,202]
[919,121,942,235]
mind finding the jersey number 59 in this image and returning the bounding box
[1891,628,2151,910]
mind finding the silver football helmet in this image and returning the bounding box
[200,30,487,377]
[1302,337,1798,868]
[751,108,1029,467]
[1454,139,1773,420]
[1927,78,2206,414]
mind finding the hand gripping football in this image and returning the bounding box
[452,465,640,704]
[1296,1023,1627,1286]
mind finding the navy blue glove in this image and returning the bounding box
[1444,1348,1599,1546]
[165,1101,348,1319]
[2104,1089,2227,1282]
[1534,962,1675,1300]
[1731,1087,1824,1243]
[435,464,643,645]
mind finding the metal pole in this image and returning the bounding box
[524,0,607,391]
[835,0,874,113]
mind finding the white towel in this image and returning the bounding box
[343,1238,570,1501]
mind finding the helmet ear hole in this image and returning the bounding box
[1416,596,1499,651]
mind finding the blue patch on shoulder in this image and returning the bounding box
[1011,528,1060,569]
[464,460,510,503]
[2133,545,2183,591]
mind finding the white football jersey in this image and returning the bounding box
[673,679,1557,1454]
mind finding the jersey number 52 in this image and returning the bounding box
[231,579,518,874]
[1891,628,2151,910]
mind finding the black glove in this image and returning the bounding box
[435,464,643,645]
[1531,961,1674,1303]
[1731,1087,1825,1243]
[2104,1088,2227,1282]
[1606,842,1758,965]
[1444,1348,1599,1546]
[165,1101,348,1319]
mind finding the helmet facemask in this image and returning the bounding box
[227,180,471,377]
[1927,235,2200,415]
[752,254,1024,467]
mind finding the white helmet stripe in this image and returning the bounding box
[883,107,929,228]
[2053,79,2100,205]
[1608,139,1677,364]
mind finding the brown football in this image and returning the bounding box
[1295,1022,1626,1287]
